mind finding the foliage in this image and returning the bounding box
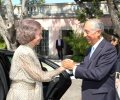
[78,0,105,1]
[0,0,4,4]
[63,31,90,62]
[90,1,103,18]
[75,0,103,22]
[0,37,6,49]
[118,12,120,18]
[76,8,86,23]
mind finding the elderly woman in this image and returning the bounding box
[6,18,66,100]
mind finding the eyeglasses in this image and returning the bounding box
[83,29,99,35]
[83,29,94,34]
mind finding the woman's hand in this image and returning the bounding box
[61,59,75,70]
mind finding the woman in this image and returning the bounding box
[110,35,119,54]
[110,35,120,100]
[6,18,66,100]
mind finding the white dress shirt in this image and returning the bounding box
[58,39,61,46]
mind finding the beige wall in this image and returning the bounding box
[36,18,82,57]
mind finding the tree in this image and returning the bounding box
[74,0,120,37]
[106,0,120,37]
[0,0,44,50]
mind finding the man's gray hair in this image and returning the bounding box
[89,19,104,32]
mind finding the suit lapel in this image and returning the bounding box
[89,39,106,63]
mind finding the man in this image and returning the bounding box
[56,35,64,60]
[62,19,117,100]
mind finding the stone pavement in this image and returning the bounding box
[50,59,82,100]
[61,79,82,100]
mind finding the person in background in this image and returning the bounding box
[6,18,66,100]
[110,35,120,54]
[56,35,64,60]
[110,35,120,100]
[62,19,117,100]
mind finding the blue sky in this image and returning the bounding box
[12,0,74,5]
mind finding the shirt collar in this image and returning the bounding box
[92,37,104,50]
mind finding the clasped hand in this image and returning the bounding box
[61,59,75,70]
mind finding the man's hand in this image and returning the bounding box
[61,59,75,70]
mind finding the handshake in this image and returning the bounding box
[61,59,75,70]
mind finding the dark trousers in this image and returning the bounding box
[57,49,63,60]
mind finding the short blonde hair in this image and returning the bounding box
[16,18,42,45]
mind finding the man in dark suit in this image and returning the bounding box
[62,19,117,100]
[56,36,64,60]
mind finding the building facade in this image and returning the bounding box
[14,2,110,58]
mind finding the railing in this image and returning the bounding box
[14,3,79,18]
[3,2,118,18]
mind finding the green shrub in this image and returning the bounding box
[71,55,84,62]
[63,31,90,62]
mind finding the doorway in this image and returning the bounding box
[62,30,73,55]
[35,30,49,56]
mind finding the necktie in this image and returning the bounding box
[89,47,94,58]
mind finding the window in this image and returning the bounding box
[35,30,49,56]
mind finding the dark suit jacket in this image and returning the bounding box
[75,39,117,100]
[115,46,120,72]
[56,39,64,50]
